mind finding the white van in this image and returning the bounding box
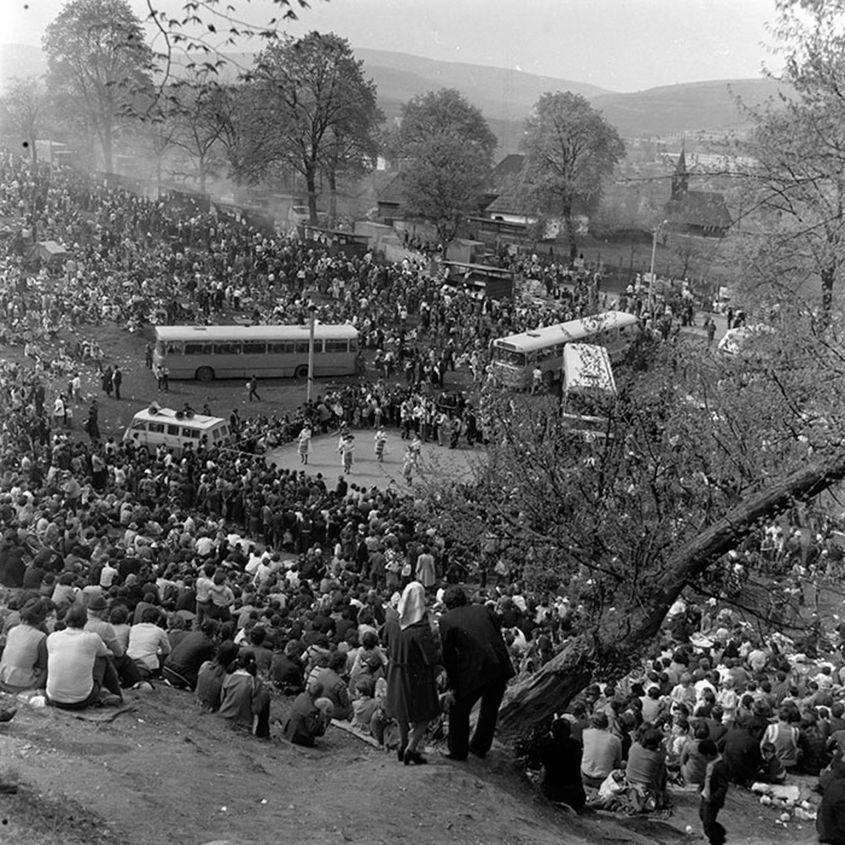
[123,406,231,455]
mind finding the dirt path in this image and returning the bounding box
[0,684,820,845]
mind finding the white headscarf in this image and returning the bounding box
[398,581,427,630]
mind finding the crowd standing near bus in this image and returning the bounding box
[9,152,838,843]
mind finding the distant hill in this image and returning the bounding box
[0,44,46,83]
[591,78,785,138]
[0,42,786,151]
[355,47,608,126]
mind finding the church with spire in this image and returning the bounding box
[665,143,731,238]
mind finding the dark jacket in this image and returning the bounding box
[283,692,325,747]
[540,734,586,810]
[385,618,440,724]
[164,631,215,689]
[723,725,762,785]
[439,604,514,700]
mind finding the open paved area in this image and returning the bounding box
[265,429,485,491]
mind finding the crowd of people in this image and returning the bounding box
[6,150,845,844]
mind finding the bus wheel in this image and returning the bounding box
[294,365,308,380]
[196,366,214,382]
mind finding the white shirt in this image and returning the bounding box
[127,623,171,670]
[46,628,108,704]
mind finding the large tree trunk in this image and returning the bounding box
[563,201,577,262]
[102,122,113,173]
[306,164,319,226]
[821,263,834,321]
[327,168,337,227]
[498,448,845,740]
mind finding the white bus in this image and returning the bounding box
[153,324,360,381]
[561,343,617,441]
[489,310,640,390]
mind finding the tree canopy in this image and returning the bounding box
[43,0,154,172]
[519,91,624,259]
[392,88,496,245]
[0,77,46,165]
[736,0,845,316]
[233,32,381,224]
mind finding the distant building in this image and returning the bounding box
[665,147,731,238]
[482,153,590,234]
[375,173,405,225]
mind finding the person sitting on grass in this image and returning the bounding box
[196,640,240,712]
[45,604,120,709]
[270,639,305,695]
[162,619,218,690]
[218,651,271,738]
[625,727,668,811]
[311,650,353,721]
[0,599,48,693]
[540,717,586,812]
[127,606,172,680]
[284,681,333,748]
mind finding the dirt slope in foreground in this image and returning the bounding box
[0,686,817,845]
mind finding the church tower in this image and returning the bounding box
[671,141,689,200]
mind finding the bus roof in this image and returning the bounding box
[563,343,617,396]
[130,407,226,429]
[492,310,639,354]
[154,324,359,342]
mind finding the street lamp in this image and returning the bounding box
[647,219,668,313]
[306,303,317,403]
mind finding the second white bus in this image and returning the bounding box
[489,310,640,390]
[152,324,360,381]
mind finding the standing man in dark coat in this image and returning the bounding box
[439,585,514,760]
[111,366,123,400]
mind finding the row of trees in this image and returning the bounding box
[1,0,626,248]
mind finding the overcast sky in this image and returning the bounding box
[6,0,778,91]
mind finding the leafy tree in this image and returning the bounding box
[166,79,238,193]
[738,1,845,317]
[392,88,496,245]
[43,0,154,172]
[234,32,380,224]
[0,76,46,164]
[519,92,625,260]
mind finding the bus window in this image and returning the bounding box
[212,429,220,440]
[491,346,526,366]
[165,342,183,355]
[324,339,349,353]
[294,341,312,354]
[242,341,267,355]
[149,422,165,433]
[221,425,229,437]
[167,424,180,435]
[349,337,358,351]
[537,346,556,361]
[184,342,212,355]
[267,341,294,354]
[131,420,147,430]
[182,427,200,438]
[213,342,241,355]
